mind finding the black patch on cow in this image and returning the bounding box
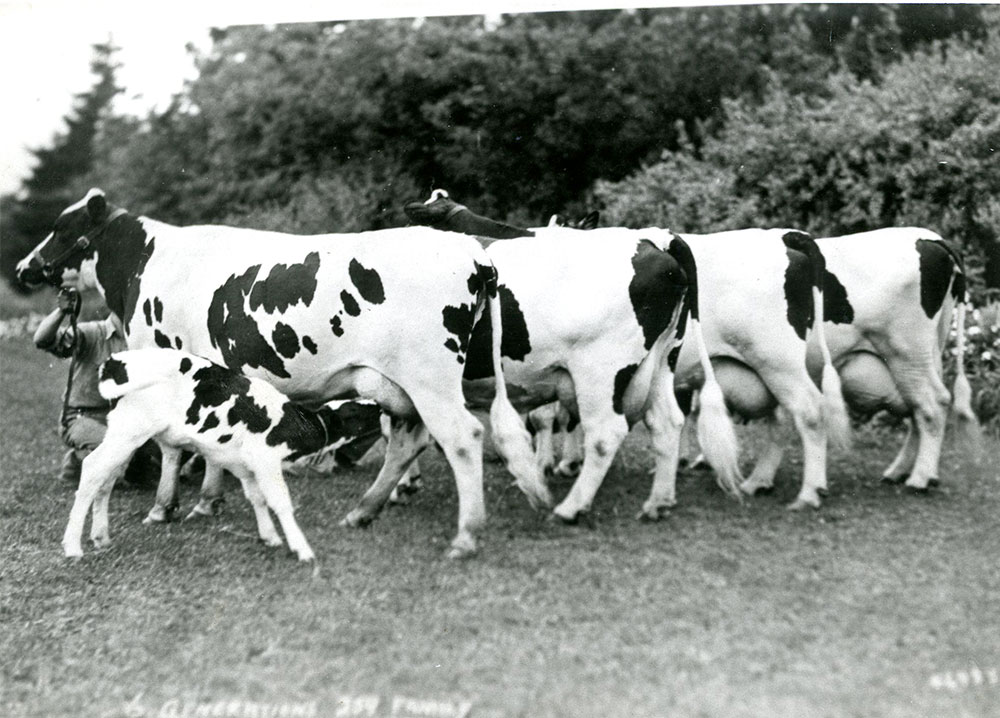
[227,394,272,434]
[565,414,579,432]
[218,434,232,444]
[174,336,183,350]
[154,330,172,348]
[207,265,290,378]
[179,357,192,374]
[199,412,220,433]
[668,345,682,371]
[101,357,129,385]
[613,364,639,415]
[142,299,153,327]
[666,233,697,340]
[248,252,321,314]
[185,363,256,428]
[153,296,163,323]
[462,280,532,380]
[348,258,385,305]
[675,386,694,416]
[330,316,344,337]
[629,239,687,350]
[90,216,156,332]
[302,335,318,354]
[822,268,854,324]
[783,248,814,341]
[272,322,300,359]
[467,262,498,298]
[916,239,958,319]
[442,302,477,364]
[341,290,361,317]
[268,400,382,460]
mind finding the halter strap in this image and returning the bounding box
[42,208,129,284]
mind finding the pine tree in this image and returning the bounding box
[2,40,122,289]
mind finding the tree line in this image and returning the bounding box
[3,4,996,300]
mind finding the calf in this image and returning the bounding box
[147,399,383,523]
[62,349,350,560]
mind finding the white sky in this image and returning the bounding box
[0,0,722,196]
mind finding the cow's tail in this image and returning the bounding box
[945,257,982,454]
[98,349,189,401]
[667,234,743,499]
[785,232,851,451]
[482,265,554,510]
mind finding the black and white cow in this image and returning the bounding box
[63,348,366,561]
[405,195,744,522]
[17,189,549,558]
[526,227,850,511]
[739,228,978,493]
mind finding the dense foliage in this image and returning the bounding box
[3,4,995,296]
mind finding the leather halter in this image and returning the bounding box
[41,208,128,285]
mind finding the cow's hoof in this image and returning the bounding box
[554,461,581,479]
[91,534,112,550]
[903,477,935,493]
[786,496,821,511]
[739,480,772,496]
[339,509,375,528]
[259,535,284,548]
[446,535,477,560]
[63,544,83,559]
[143,505,176,525]
[636,502,673,522]
[880,473,908,484]
[519,483,555,512]
[295,548,316,562]
[816,487,830,498]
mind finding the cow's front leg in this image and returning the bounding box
[143,445,181,524]
[341,417,429,528]
[185,462,225,520]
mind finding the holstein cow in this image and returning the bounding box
[405,194,744,522]
[738,228,978,494]
[17,189,550,558]
[63,348,368,561]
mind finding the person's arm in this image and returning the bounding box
[33,288,81,355]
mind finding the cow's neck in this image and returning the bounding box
[92,214,157,330]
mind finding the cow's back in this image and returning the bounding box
[123,223,491,402]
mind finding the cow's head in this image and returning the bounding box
[15,188,120,288]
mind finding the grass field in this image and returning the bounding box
[2,293,999,718]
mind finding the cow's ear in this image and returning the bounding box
[86,191,107,221]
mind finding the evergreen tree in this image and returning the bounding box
[1,41,122,289]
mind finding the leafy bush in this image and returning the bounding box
[595,30,1000,302]
[956,302,1000,431]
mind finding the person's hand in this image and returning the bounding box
[57,287,81,317]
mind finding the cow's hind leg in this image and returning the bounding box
[889,362,950,491]
[63,435,146,557]
[740,413,786,496]
[882,420,919,482]
[639,366,686,520]
[342,417,429,527]
[143,445,182,524]
[552,367,630,522]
